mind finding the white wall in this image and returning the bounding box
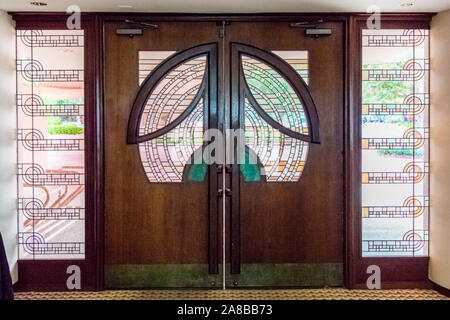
[430,9,450,290]
[0,10,17,284]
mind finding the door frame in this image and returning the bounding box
[11,12,434,291]
[345,14,433,289]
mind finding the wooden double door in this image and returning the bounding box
[104,20,344,288]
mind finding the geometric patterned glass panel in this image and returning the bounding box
[244,98,309,182]
[138,51,175,85]
[361,29,430,257]
[16,30,85,259]
[242,53,309,182]
[272,50,309,84]
[137,53,206,182]
[139,100,204,182]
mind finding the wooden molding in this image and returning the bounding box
[432,281,450,297]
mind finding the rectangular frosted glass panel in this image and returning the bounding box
[16,30,85,259]
[361,29,429,257]
[272,50,309,84]
[138,51,175,85]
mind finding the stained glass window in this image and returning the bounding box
[16,30,85,259]
[137,50,310,183]
[244,98,308,182]
[139,100,204,182]
[138,53,206,182]
[361,29,430,257]
[242,52,309,182]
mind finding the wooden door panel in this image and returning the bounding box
[226,21,345,286]
[104,22,217,269]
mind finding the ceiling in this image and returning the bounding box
[0,0,449,13]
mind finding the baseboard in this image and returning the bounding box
[353,280,432,289]
[13,282,97,292]
[432,281,450,297]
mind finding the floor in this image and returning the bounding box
[15,288,449,300]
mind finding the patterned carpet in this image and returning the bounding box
[15,288,449,300]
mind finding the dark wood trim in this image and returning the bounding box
[344,14,353,289]
[12,14,98,29]
[84,14,105,292]
[207,43,219,275]
[355,257,430,285]
[93,14,105,291]
[345,15,434,289]
[230,41,241,274]
[344,14,360,290]
[13,260,96,291]
[432,281,450,297]
[10,12,435,23]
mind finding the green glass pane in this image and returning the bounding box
[240,146,264,182]
[240,163,261,182]
[185,162,208,182]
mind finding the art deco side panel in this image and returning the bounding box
[16,30,85,260]
[361,29,430,257]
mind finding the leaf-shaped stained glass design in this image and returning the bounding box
[134,52,209,183]
[138,55,206,137]
[138,100,204,182]
[244,98,308,182]
[241,53,310,182]
[242,55,309,136]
